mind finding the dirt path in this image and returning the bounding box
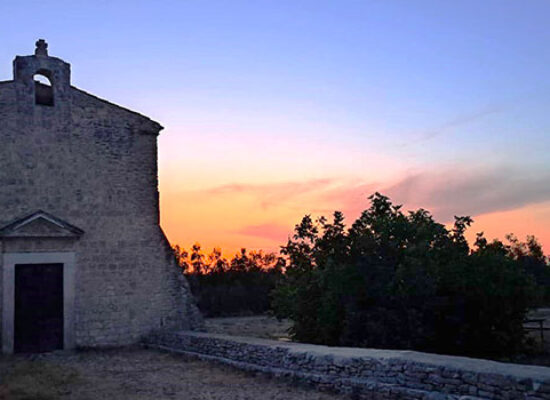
[0,347,344,400]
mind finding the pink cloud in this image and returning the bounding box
[199,178,336,210]
[384,167,550,222]
[235,223,293,242]
[177,166,550,229]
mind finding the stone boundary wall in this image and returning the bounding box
[145,331,550,400]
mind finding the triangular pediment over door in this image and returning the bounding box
[0,210,84,239]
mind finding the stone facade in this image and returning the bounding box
[0,40,202,352]
[147,331,550,400]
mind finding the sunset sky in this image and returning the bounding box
[1,1,549,255]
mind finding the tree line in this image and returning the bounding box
[174,193,550,357]
[173,244,283,316]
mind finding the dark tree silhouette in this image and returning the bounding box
[272,193,547,357]
[173,246,283,317]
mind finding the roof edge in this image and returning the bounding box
[71,86,164,134]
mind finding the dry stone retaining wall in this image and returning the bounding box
[146,331,550,400]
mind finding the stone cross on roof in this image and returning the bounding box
[35,39,48,56]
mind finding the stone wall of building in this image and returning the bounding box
[146,331,550,400]
[0,44,202,350]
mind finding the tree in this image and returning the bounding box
[190,243,206,274]
[273,193,541,357]
[173,245,190,273]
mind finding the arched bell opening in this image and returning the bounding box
[33,70,54,106]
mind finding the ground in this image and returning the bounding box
[0,347,343,400]
[2,314,548,399]
[204,315,292,340]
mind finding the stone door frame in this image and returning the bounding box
[2,252,76,354]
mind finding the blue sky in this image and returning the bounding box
[1,1,549,252]
[3,1,549,159]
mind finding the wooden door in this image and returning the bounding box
[14,263,64,353]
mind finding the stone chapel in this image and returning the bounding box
[0,40,202,353]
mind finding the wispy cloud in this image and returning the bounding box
[198,178,335,210]
[385,167,550,221]
[235,223,292,242]
[174,166,550,229]
[203,178,333,196]
[163,165,550,254]
[401,105,504,146]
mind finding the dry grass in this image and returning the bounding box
[0,347,343,400]
[0,358,79,400]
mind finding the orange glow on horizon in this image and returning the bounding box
[159,172,550,257]
[466,202,550,252]
[158,129,550,257]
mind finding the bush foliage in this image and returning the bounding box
[174,245,283,317]
[272,193,548,357]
